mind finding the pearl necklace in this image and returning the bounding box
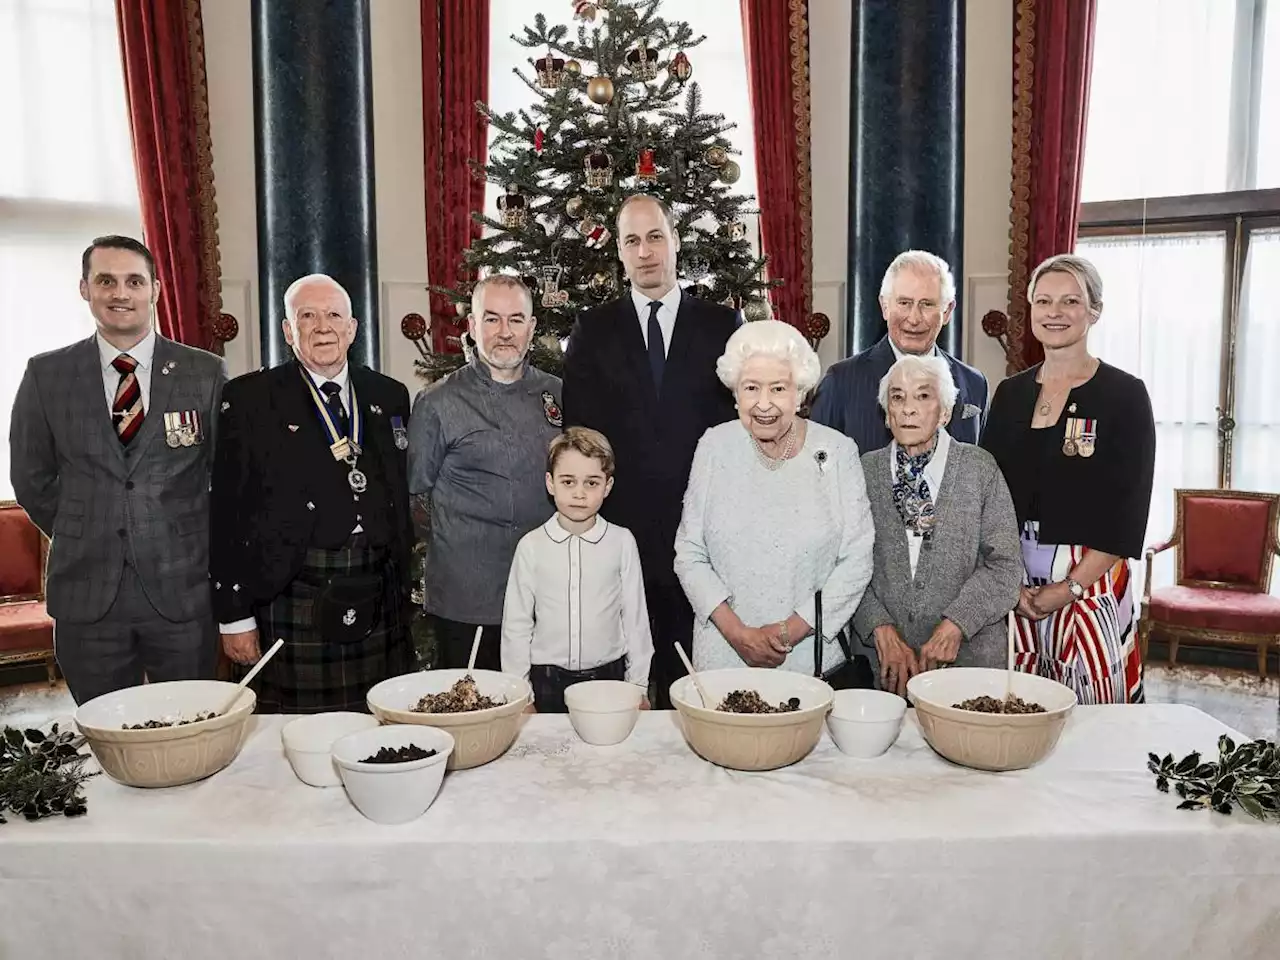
[751,420,797,470]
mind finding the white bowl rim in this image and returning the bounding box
[75,682,256,741]
[564,680,644,714]
[282,712,380,752]
[907,667,1078,721]
[830,689,908,722]
[331,724,455,771]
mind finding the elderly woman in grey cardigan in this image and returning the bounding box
[675,320,874,674]
[854,354,1022,695]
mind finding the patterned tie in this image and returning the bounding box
[111,354,145,445]
[319,381,350,438]
[647,300,665,393]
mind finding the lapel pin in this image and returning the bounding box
[221,401,230,412]
[370,404,383,415]
[288,424,299,432]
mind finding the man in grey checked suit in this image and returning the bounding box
[9,236,226,704]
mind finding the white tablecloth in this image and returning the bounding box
[1,705,1276,959]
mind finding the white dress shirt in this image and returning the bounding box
[888,429,951,577]
[631,284,681,357]
[501,515,653,687]
[219,362,357,636]
[97,328,157,414]
[889,337,939,361]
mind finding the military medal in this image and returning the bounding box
[1077,418,1097,458]
[1062,417,1080,457]
[391,415,408,451]
[164,412,181,448]
[300,367,367,493]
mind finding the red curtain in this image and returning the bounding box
[115,0,221,351]
[1004,0,1098,371]
[422,0,490,355]
[740,0,812,329]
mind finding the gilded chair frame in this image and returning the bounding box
[1139,489,1280,678]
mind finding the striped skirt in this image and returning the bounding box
[239,536,413,714]
[1015,521,1144,705]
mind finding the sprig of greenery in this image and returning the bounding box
[0,724,97,825]
[1148,734,1280,822]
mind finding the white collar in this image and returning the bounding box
[888,337,939,361]
[542,514,608,544]
[303,362,350,394]
[630,283,681,319]
[97,327,157,371]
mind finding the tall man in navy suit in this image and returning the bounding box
[563,195,738,708]
[810,250,988,453]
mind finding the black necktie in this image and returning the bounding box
[319,381,349,438]
[647,300,665,393]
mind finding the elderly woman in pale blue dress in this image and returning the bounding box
[674,320,875,674]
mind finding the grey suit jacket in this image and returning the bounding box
[9,334,226,623]
[852,441,1022,673]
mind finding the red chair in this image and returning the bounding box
[0,501,56,684]
[1140,489,1280,678]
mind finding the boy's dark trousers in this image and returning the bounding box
[529,656,627,713]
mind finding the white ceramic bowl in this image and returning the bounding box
[670,668,833,771]
[907,667,1078,771]
[826,689,907,758]
[331,724,455,824]
[281,712,381,787]
[74,680,256,788]
[366,669,532,769]
[563,680,643,745]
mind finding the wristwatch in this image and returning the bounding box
[1065,578,1084,600]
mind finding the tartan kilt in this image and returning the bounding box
[239,536,413,713]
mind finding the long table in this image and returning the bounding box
[1,705,1277,959]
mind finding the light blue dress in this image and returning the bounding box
[674,420,875,673]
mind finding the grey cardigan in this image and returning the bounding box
[852,440,1023,672]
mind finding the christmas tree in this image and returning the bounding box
[407,0,778,381]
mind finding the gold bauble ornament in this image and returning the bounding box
[565,195,586,219]
[565,59,582,76]
[743,298,771,323]
[718,159,741,184]
[704,145,728,167]
[586,76,615,104]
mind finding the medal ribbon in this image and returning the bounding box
[299,365,363,456]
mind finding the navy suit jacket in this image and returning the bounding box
[809,336,989,454]
[562,292,738,589]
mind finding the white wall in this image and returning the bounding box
[205,0,1012,389]
[808,0,1012,385]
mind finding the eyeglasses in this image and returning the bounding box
[892,298,942,317]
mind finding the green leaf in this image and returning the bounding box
[23,729,45,744]
[1220,735,1236,756]
[1156,776,1169,793]
[3,728,23,749]
[1238,795,1266,821]
[1175,752,1202,775]
[1176,799,1201,810]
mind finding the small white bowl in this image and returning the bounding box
[826,689,907,758]
[281,712,380,787]
[331,724,455,825]
[564,680,643,745]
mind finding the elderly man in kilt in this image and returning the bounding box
[209,274,414,712]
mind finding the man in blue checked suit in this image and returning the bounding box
[810,250,988,454]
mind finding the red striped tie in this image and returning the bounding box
[111,354,145,445]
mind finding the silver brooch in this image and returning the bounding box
[342,608,357,626]
[370,405,382,415]
[221,401,230,412]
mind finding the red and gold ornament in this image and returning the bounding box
[533,127,545,155]
[670,51,692,83]
[635,148,658,184]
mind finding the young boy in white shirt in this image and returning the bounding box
[501,427,653,713]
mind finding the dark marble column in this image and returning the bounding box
[847,1,964,356]
[252,0,379,369]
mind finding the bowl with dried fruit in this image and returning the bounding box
[74,680,256,788]
[670,668,834,771]
[906,667,1078,771]
[365,669,532,769]
[331,723,455,824]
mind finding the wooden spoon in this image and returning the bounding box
[674,642,713,709]
[217,638,284,716]
[466,624,484,673]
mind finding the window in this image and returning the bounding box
[1079,0,1280,593]
[485,1,758,246]
[0,0,141,499]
